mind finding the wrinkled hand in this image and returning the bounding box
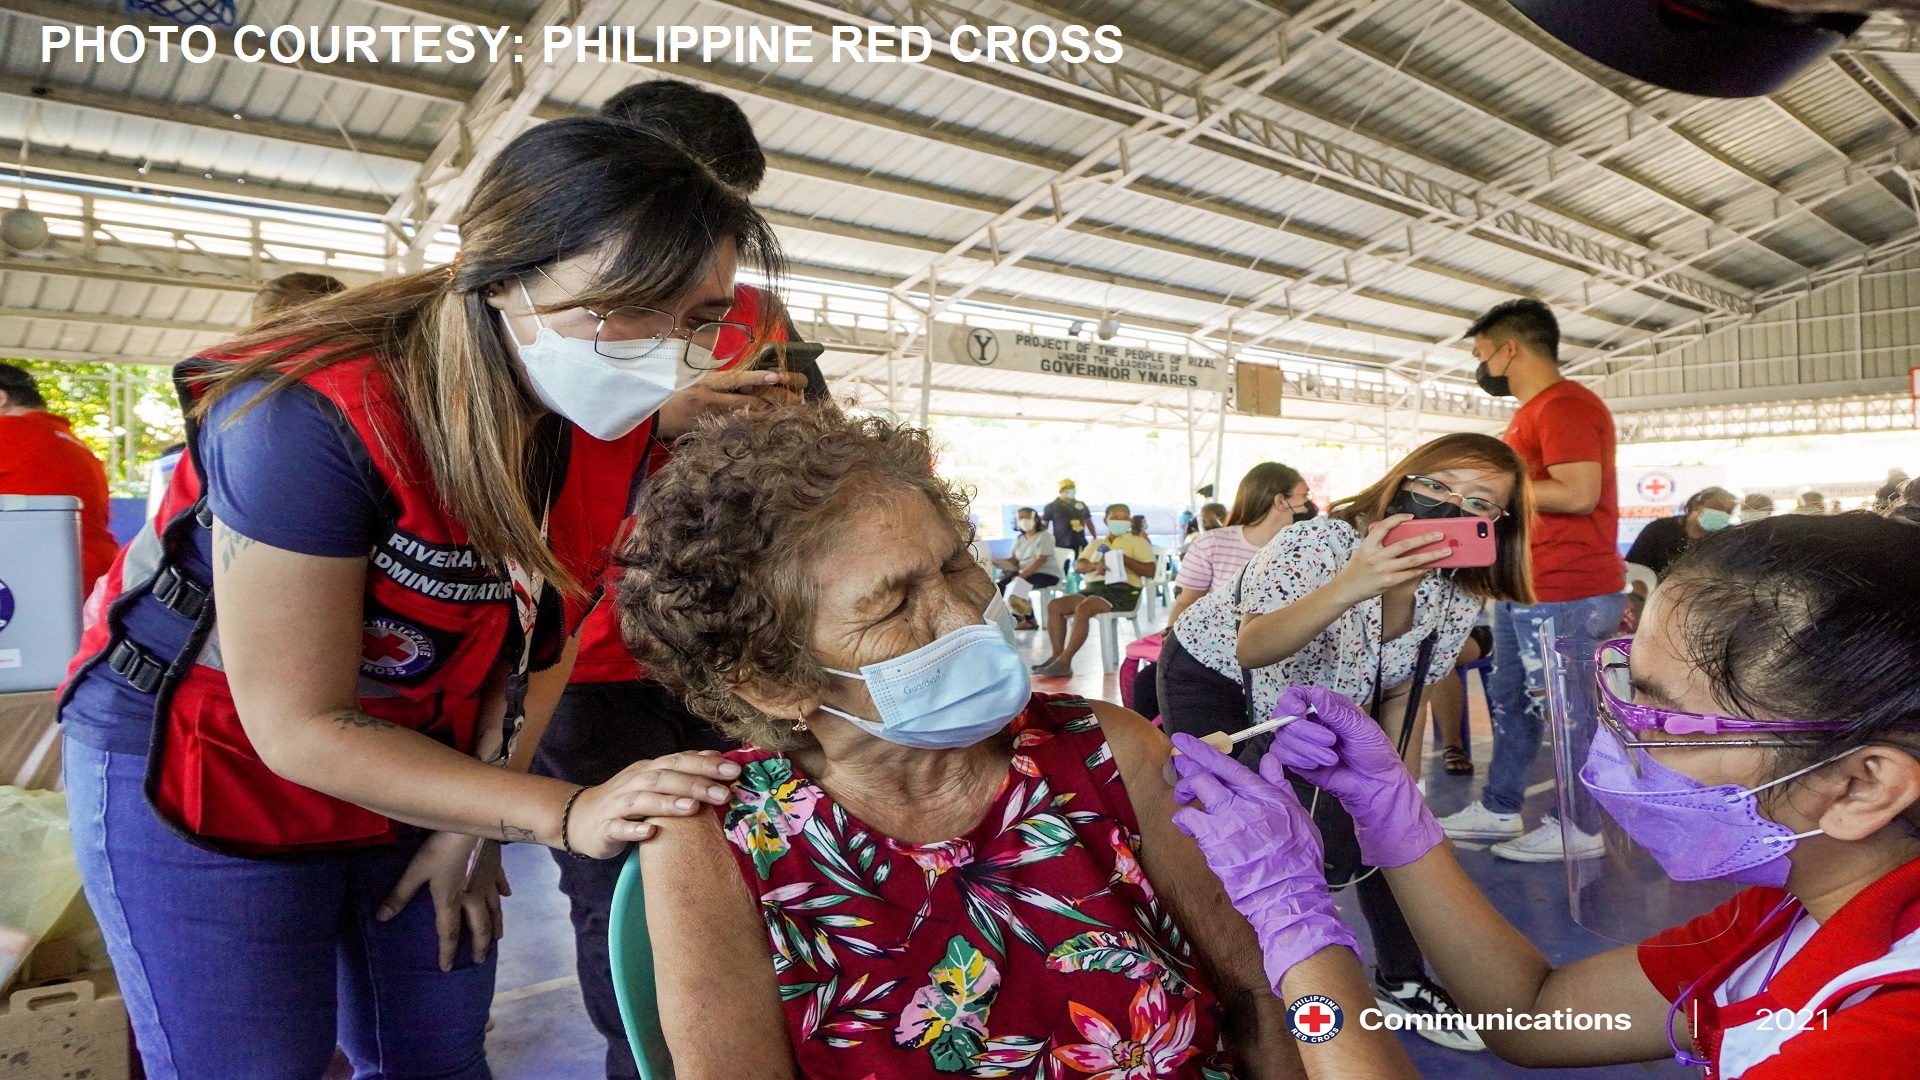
[655,369,807,440]
[377,830,510,972]
[1268,686,1442,868]
[567,751,742,860]
[1169,733,1359,994]
[1329,514,1450,604]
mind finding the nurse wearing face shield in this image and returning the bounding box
[1171,512,1920,1079]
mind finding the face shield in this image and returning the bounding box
[1544,627,1754,948]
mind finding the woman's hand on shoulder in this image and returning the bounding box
[567,750,742,859]
[1330,514,1449,603]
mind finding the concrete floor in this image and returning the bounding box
[485,609,1692,1079]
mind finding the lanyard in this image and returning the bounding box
[1667,895,1800,1069]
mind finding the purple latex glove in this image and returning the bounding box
[1169,732,1360,995]
[1267,685,1443,868]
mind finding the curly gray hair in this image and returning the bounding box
[616,404,975,750]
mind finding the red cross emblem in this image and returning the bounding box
[1288,994,1343,1043]
[363,629,412,663]
[1637,473,1676,502]
[360,618,434,678]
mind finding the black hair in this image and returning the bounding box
[1466,298,1560,363]
[0,361,43,409]
[600,79,767,194]
[1684,486,1736,513]
[1663,514,1920,762]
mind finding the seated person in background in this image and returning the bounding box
[618,406,1290,1080]
[1180,502,1229,554]
[1889,477,1920,526]
[1623,486,1736,629]
[1793,490,1827,515]
[1740,491,1774,520]
[1625,487,1736,583]
[1032,504,1155,678]
[995,508,1059,630]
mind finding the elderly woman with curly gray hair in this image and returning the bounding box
[610,404,1372,1080]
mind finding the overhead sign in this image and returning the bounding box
[933,324,1228,394]
[1616,465,1727,549]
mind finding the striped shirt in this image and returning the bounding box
[1174,526,1260,593]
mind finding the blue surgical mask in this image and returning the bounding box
[818,619,1032,749]
[1698,509,1734,532]
[983,593,1018,649]
[1108,519,1132,535]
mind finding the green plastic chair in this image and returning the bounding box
[608,847,673,1079]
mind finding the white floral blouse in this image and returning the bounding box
[1171,516,1483,719]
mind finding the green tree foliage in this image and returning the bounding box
[10,359,183,495]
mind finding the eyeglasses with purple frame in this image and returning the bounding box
[1595,636,1851,740]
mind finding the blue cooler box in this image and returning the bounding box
[0,495,84,692]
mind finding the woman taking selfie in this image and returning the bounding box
[1159,431,1535,1050]
[56,117,783,1078]
[1178,512,1920,1078]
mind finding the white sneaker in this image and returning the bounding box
[1371,973,1487,1053]
[1437,800,1523,841]
[1492,815,1605,863]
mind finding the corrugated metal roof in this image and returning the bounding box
[0,0,1906,422]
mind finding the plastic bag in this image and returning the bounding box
[0,786,82,991]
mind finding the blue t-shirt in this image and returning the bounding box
[60,379,383,754]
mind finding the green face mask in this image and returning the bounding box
[1698,509,1734,532]
[1108,519,1132,535]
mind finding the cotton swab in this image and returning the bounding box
[1195,713,1303,755]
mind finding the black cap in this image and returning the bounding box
[1509,0,1865,99]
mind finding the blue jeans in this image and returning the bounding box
[63,737,496,1080]
[1481,593,1626,815]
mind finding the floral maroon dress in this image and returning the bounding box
[718,694,1239,1080]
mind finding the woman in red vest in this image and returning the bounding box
[57,117,785,1078]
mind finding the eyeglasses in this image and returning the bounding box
[530,268,752,368]
[1403,475,1507,521]
[1593,637,1846,776]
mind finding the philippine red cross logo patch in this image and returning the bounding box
[360,617,436,680]
[1288,994,1343,1044]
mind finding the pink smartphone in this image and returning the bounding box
[1383,516,1497,569]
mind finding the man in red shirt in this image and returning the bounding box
[1436,300,1627,862]
[0,362,120,591]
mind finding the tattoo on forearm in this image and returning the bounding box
[217,525,257,573]
[331,710,398,731]
[499,823,537,844]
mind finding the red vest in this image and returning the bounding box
[569,283,790,683]
[62,349,648,855]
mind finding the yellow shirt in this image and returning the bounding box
[1082,532,1155,587]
